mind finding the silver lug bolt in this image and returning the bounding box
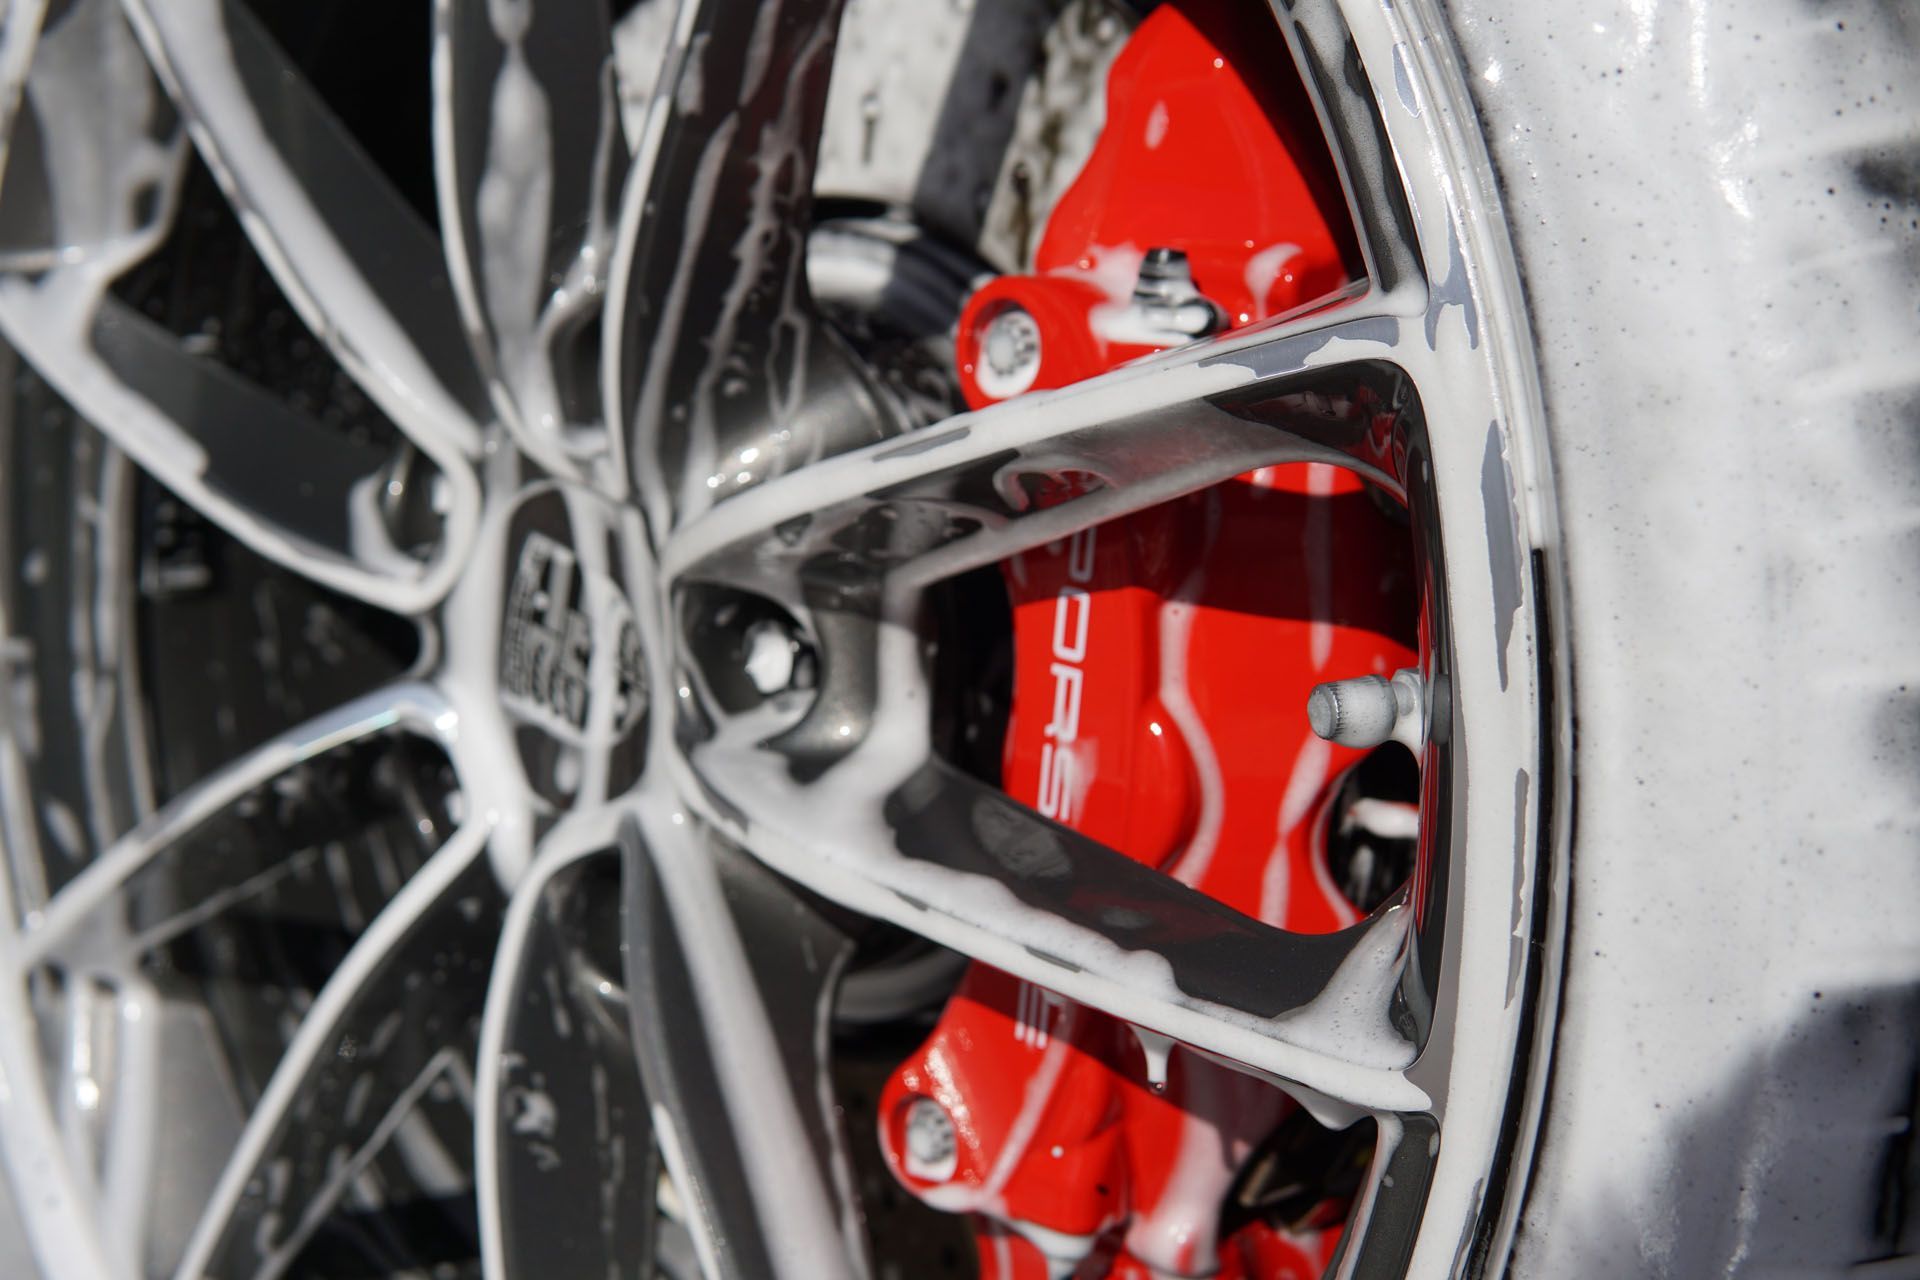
[1132,246,1225,338]
[742,618,800,695]
[1306,668,1426,750]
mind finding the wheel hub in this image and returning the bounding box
[492,486,650,809]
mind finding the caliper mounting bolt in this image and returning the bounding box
[1132,246,1227,338]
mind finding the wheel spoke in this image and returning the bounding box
[18,683,457,970]
[619,802,868,1280]
[0,0,45,202]
[658,293,1451,1119]
[0,0,179,272]
[474,814,653,1280]
[121,0,489,459]
[1327,1112,1440,1280]
[167,819,499,1280]
[0,974,114,1279]
[434,0,632,492]
[0,0,482,617]
[677,718,1426,1115]
[661,297,1417,602]
[86,299,404,560]
[1270,0,1423,300]
[0,275,481,613]
[1272,5,1557,1270]
[606,0,892,537]
[1272,0,1500,368]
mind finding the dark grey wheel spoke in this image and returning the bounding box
[608,0,894,536]
[171,820,499,1280]
[620,806,867,1280]
[434,0,632,489]
[19,685,459,971]
[91,299,444,576]
[0,271,481,613]
[1332,1113,1440,1280]
[883,760,1400,1025]
[122,0,490,458]
[1270,0,1423,299]
[660,301,1417,603]
[89,301,378,557]
[476,836,655,1280]
[0,0,480,614]
[680,735,1425,1115]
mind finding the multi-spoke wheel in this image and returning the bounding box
[1,0,1916,1277]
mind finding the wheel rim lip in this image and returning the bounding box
[1354,0,1572,1267]
[0,0,1572,1275]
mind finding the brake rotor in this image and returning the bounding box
[875,2,1420,1274]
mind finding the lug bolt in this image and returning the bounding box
[1132,247,1225,338]
[1134,246,1194,296]
[742,618,802,695]
[902,1096,958,1182]
[1306,668,1427,750]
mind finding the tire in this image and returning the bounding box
[1439,0,1920,1272]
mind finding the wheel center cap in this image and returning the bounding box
[495,485,648,810]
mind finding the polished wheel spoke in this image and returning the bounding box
[662,296,1419,601]
[1267,2,1555,1273]
[1328,1112,1440,1280]
[620,800,867,1280]
[0,0,44,194]
[474,813,653,1280]
[435,0,632,491]
[0,0,179,272]
[607,0,890,537]
[0,274,481,613]
[122,0,490,459]
[681,736,1426,1116]
[0,968,113,1279]
[1271,0,1423,298]
[170,819,499,1280]
[17,683,459,971]
[0,0,479,615]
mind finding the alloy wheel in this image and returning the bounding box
[0,0,1566,1276]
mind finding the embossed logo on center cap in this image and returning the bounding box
[501,531,641,735]
[497,489,648,807]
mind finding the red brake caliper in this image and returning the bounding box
[877,4,1417,1276]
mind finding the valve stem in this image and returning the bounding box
[1306,668,1427,751]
